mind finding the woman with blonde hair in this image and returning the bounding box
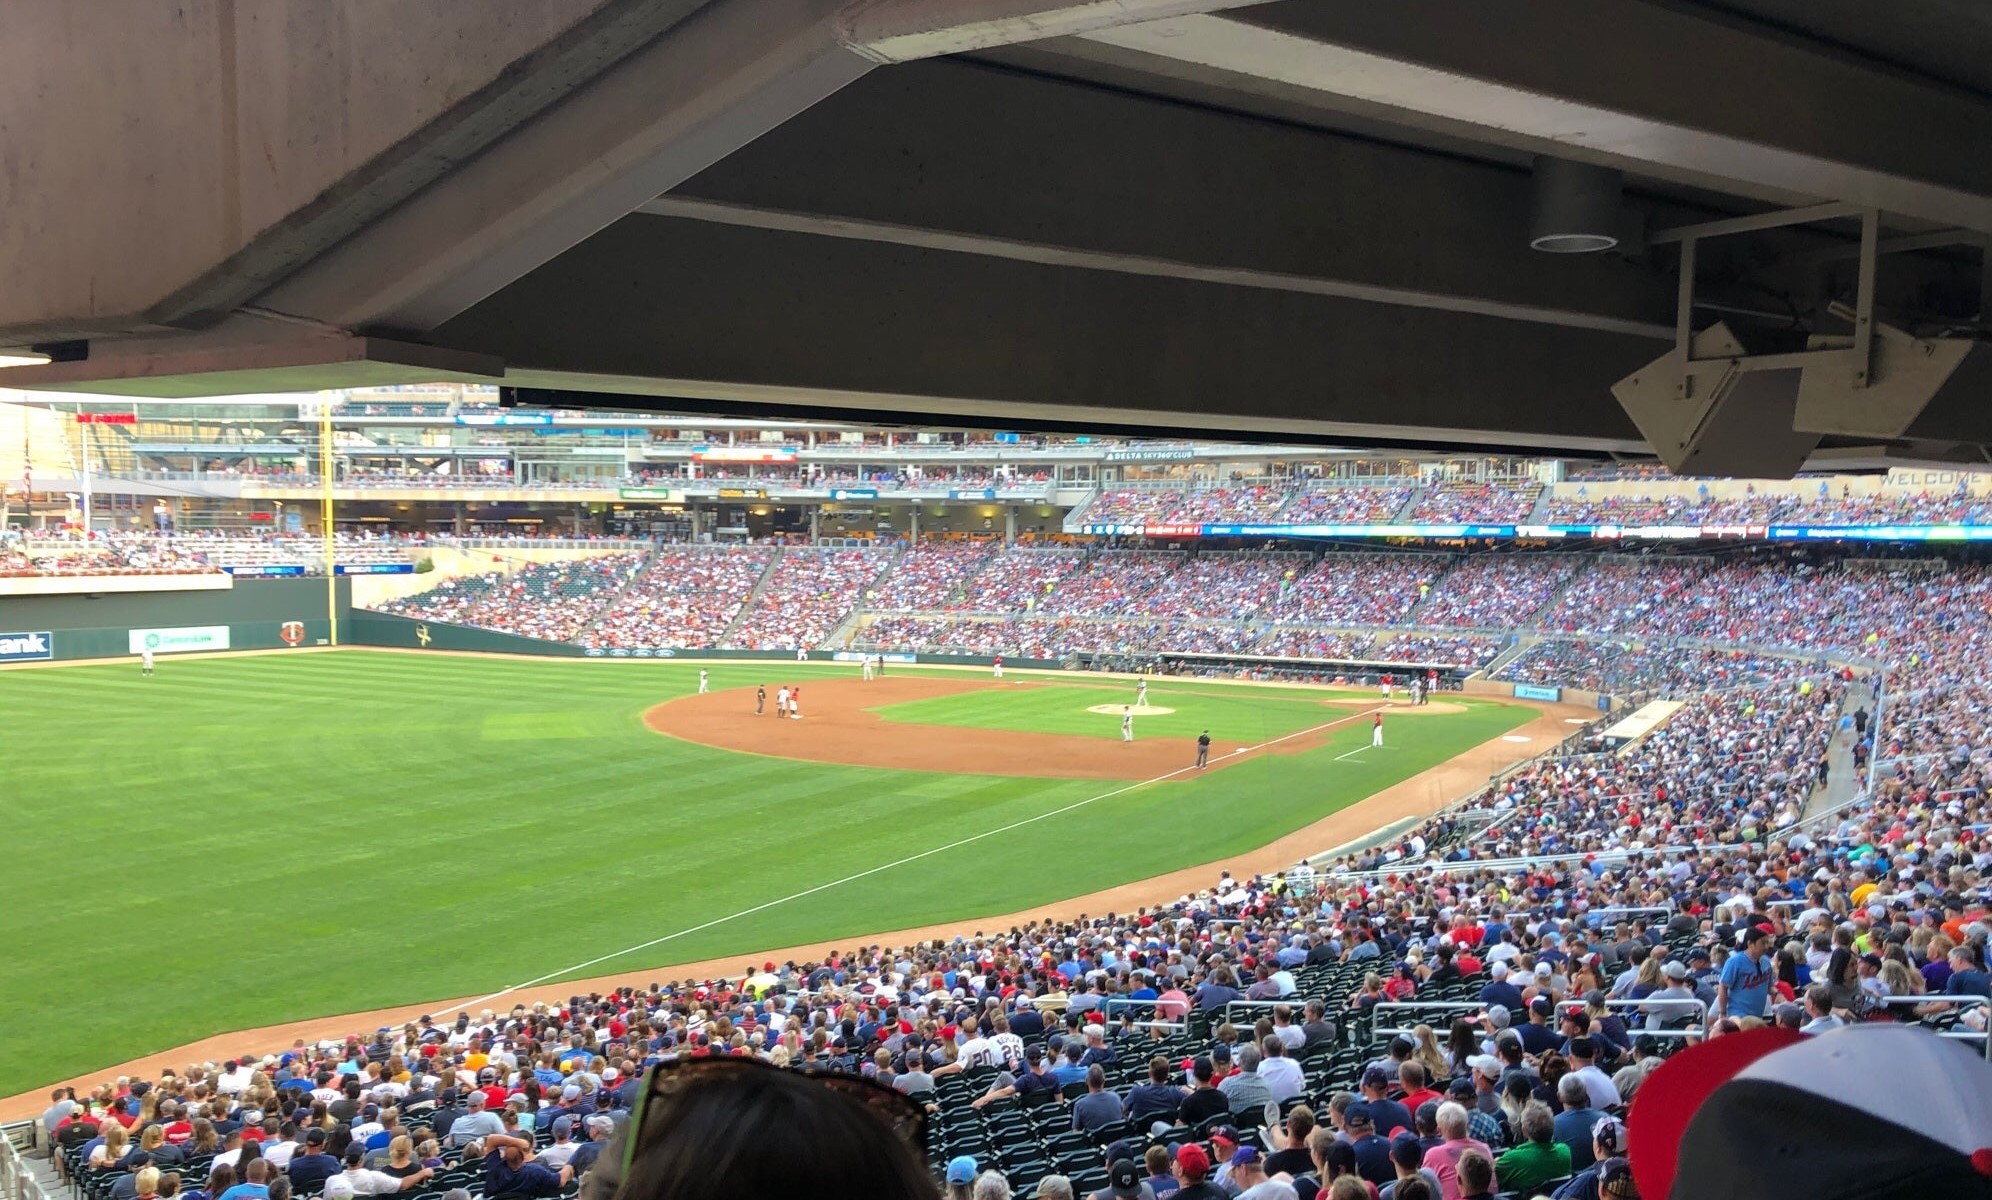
[768,1045,793,1069]
[90,1122,129,1168]
[1411,1024,1449,1081]
[132,1167,162,1200]
[382,1135,421,1179]
[135,1125,168,1164]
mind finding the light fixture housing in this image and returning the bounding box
[1529,156,1624,253]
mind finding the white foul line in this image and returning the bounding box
[455,704,1385,1009]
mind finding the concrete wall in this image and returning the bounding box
[0,0,606,335]
[0,577,349,660]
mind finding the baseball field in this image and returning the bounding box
[0,651,1544,1098]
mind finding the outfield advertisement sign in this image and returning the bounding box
[129,626,231,655]
[226,565,306,577]
[0,631,54,662]
[334,563,416,575]
[1513,683,1563,702]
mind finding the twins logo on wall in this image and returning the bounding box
[279,621,306,646]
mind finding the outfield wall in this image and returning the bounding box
[0,578,350,661]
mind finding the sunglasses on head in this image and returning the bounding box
[618,1055,928,1181]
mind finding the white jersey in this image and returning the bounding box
[141,649,154,667]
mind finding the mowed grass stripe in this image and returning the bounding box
[0,653,1528,1095]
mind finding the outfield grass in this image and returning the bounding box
[0,652,1530,1096]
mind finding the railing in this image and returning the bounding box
[1875,995,1990,1060]
[1,1126,54,1200]
[1369,996,1707,1041]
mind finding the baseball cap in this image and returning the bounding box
[1228,1146,1261,1167]
[1361,1065,1391,1089]
[1208,1125,1240,1147]
[342,1145,366,1165]
[1638,1025,1992,1199]
[1174,1143,1211,1180]
[1662,961,1689,980]
[1484,1004,1511,1029]
[1530,996,1554,1016]
[1469,1055,1503,1081]
[1343,1101,1374,1128]
[1108,1158,1143,1197]
[322,1178,356,1200]
[1593,1115,1628,1156]
[551,1116,573,1138]
[1598,1157,1638,1199]
[945,1156,977,1185]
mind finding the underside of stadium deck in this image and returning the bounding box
[4,1,1992,475]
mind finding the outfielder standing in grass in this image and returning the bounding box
[140,646,154,676]
[698,668,709,694]
[1137,678,1148,707]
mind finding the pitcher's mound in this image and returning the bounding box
[1086,703,1177,716]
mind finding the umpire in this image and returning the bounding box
[1196,730,1211,768]
[756,684,766,715]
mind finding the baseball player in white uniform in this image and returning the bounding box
[1136,679,1148,707]
[141,647,155,676]
[698,669,709,694]
[795,644,808,662]
[1122,705,1134,742]
[1372,712,1384,747]
[776,685,790,717]
[861,656,874,681]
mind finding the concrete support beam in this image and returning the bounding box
[1080,0,1992,231]
[667,61,1677,337]
[436,215,1656,452]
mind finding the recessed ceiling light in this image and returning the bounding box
[0,350,53,368]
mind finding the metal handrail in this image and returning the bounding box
[1875,995,1990,1060]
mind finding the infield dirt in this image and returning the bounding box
[644,675,1375,779]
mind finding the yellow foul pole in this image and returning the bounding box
[320,398,338,645]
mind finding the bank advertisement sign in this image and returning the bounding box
[0,631,54,662]
[129,625,231,655]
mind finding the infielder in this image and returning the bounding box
[789,685,802,719]
[776,685,790,717]
[1136,678,1148,707]
[1371,712,1384,747]
[1196,730,1211,768]
[1122,705,1134,742]
[698,669,709,694]
[140,646,155,676]
[1380,673,1393,702]
[992,654,1004,679]
[861,656,874,681]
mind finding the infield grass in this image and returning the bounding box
[0,652,1530,1096]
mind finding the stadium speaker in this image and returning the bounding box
[1794,325,1992,443]
[1610,322,1822,478]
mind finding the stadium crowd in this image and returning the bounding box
[578,548,775,651]
[41,616,1990,1197]
[374,556,646,642]
[720,548,893,651]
